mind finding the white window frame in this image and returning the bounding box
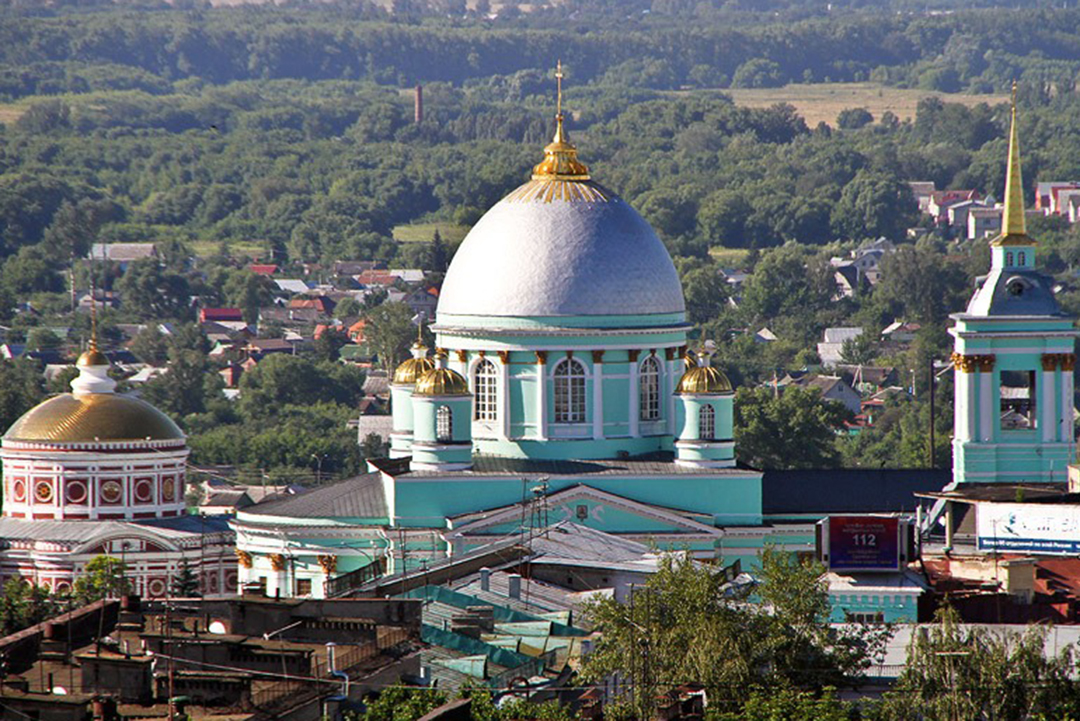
[699,405,716,440]
[552,357,588,425]
[473,358,499,422]
[436,405,453,442]
[639,355,661,422]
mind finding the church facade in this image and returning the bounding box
[0,345,237,596]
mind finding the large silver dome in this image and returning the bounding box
[437,177,685,320]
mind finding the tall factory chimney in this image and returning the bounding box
[414,84,423,125]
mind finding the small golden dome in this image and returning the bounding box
[676,354,732,395]
[393,355,435,385]
[4,393,185,443]
[76,348,109,368]
[531,117,591,182]
[415,353,469,396]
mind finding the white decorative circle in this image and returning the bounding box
[65,480,88,504]
[134,478,153,503]
[100,480,122,504]
[12,479,26,502]
[34,481,53,504]
[147,578,166,597]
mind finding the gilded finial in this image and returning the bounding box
[76,246,109,369]
[531,61,590,181]
[993,80,1034,246]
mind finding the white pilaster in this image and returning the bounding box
[500,355,511,439]
[979,370,994,441]
[1042,370,1057,442]
[535,355,547,440]
[592,356,604,440]
[1063,367,1075,442]
[666,355,677,436]
[955,370,973,441]
[628,354,640,438]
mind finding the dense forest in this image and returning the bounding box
[4,1,1080,478]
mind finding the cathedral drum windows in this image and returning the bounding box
[553,358,587,424]
[639,356,661,422]
[473,359,499,421]
[436,405,453,442]
[699,405,716,440]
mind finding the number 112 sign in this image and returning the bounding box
[827,516,901,572]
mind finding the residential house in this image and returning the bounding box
[288,296,335,316]
[200,307,244,323]
[1036,181,1080,214]
[1059,189,1080,223]
[836,365,900,395]
[967,206,1003,240]
[881,320,921,343]
[248,263,279,276]
[908,181,936,214]
[796,375,863,416]
[947,199,993,234]
[89,242,156,270]
[333,260,384,276]
[274,278,311,294]
[403,286,439,319]
[816,327,864,367]
[926,189,982,223]
[77,289,119,311]
[753,327,777,344]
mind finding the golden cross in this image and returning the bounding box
[555,60,564,117]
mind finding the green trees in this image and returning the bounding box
[734,386,852,469]
[0,359,45,431]
[581,549,886,720]
[171,559,201,597]
[882,606,1080,720]
[364,302,420,372]
[0,577,58,636]
[73,556,131,604]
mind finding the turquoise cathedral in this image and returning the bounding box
[950,93,1078,486]
[231,91,782,598]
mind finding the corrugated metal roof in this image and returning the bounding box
[245,473,386,519]
[762,468,950,515]
[401,453,754,478]
[0,514,230,544]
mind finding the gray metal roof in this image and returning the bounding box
[399,453,757,479]
[244,473,387,519]
[438,182,685,319]
[0,514,230,545]
[964,268,1065,317]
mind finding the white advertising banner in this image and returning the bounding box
[977,502,1080,555]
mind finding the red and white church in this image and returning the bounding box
[0,344,237,597]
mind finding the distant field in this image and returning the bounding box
[0,104,25,126]
[190,240,267,259]
[393,222,470,244]
[709,247,750,268]
[723,82,1007,127]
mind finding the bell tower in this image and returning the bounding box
[951,85,1079,485]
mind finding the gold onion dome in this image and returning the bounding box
[676,352,733,395]
[414,352,469,396]
[393,342,435,385]
[4,344,184,443]
[992,82,1035,248]
[4,394,185,443]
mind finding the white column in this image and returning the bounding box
[592,352,604,440]
[1063,359,1075,442]
[666,351,677,436]
[628,351,640,438]
[979,366,994,442]
[1042,365,1057,443]
[535,352,547,440]
[954,369,973,441]
[499,352,511,439]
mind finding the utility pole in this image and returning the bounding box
[929,360,936,468]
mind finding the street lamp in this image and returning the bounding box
[310,454,326,485]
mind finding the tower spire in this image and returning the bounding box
[1002,81,1026,238]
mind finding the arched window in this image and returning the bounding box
[1006,252,1014,266]
[639,356,661,421]
[436,405,453,442]
[473,359,498,421]
[699,405,716,440]
[553,358,586,423]
[1018,251,1026,266]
